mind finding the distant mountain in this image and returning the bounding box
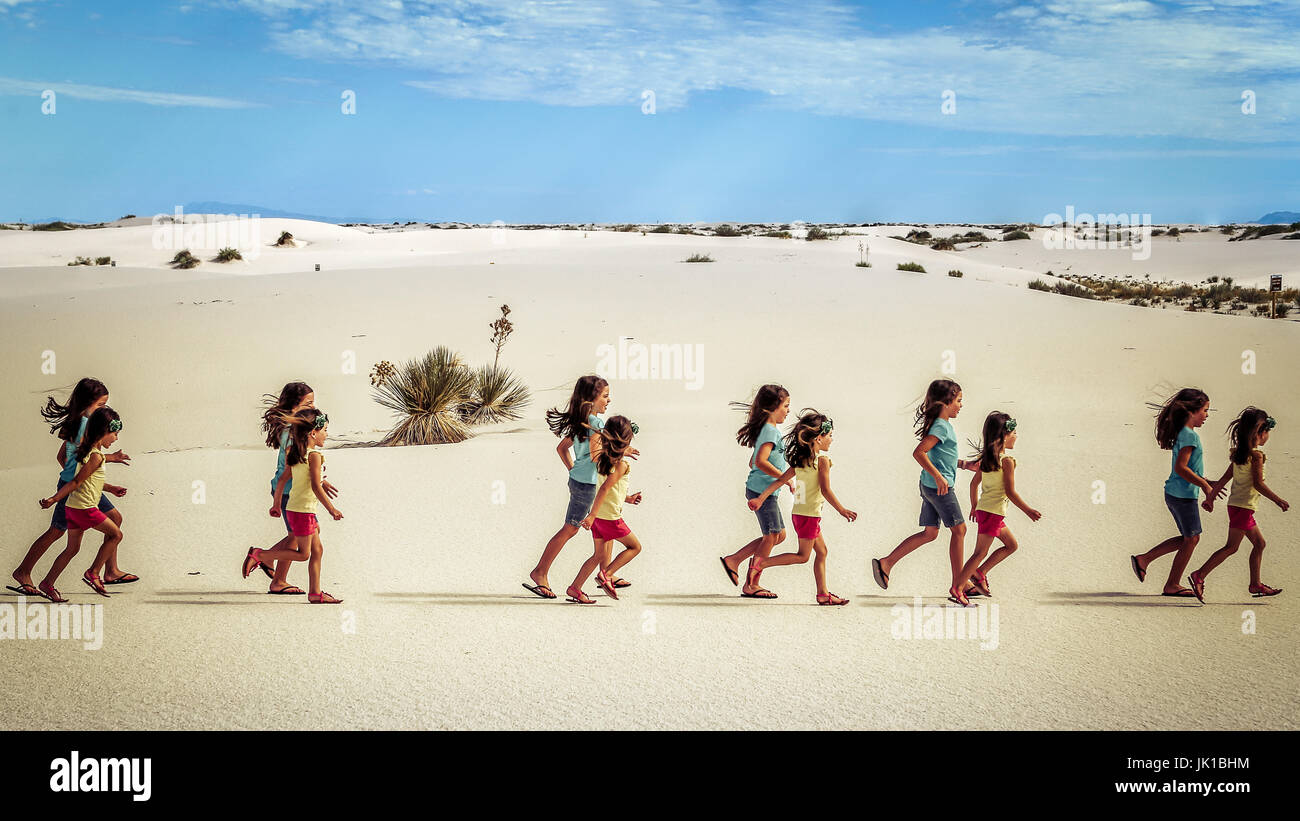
[182,202,358,223]
[1257,211,1300,224]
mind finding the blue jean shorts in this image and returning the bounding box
[1165,492,1202,537]
[51,478,114,531]
[564,477,598,527]
[278,493,291,533]
[745,489,785,535]
[919,479,964,529]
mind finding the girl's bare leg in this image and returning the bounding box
[978,529,1019,576]
[1244,528,1266,587]
[531,523,581,590]
[955,531,994,593]
[13,526,65,587]
[758,538,813,570]
[1135,535,1184,576]
[744,532,783,593]
[41,529,85,589]
[880,527,939,578]
[84,519,123,577]
[1164,535,1200,593]
[948,523,968,587]
[572,538,607,591]
[1193,529,1245,581]
[606,533,642,578]
[100,509,129,578]
[307,535,324,597]
[257,535,312,565]
[811,537,829,597]
[721,536,763,579]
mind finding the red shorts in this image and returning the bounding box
[973,510,1006,537]
[65,507,107,531]
[791,514,821,540]
[591,518,630,541]
[285,511,320,537]
[1227,505,1257,531]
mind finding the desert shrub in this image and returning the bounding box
[1167,227,1181,237]
[684,253,714,263]
[1278,304,1292,318]
[95,256,112,265]
[67,256,93,266]
[897,262,926,272]
[714,224,742,237]
[905,229,931,242]
[614,224,639,232]
[170,250,199,269]
[855,261,871,267]
[1053,281,1094,299]
[761,230,792,239]
[961,232,991,241]
[275,231,294,246]
[931,239,956,251]
[214,247,242,262]
[649,224,674,233]
[948,270,963,278]
[463,364,531,424]
[805,226,829,240]
[1028,279,1051,291]
[674,226,697,235]
[33,221,76,231]
[1002,230,1031,241]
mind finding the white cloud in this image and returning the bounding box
[0,76,264,108]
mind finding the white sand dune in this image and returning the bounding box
[1,224,1296,730]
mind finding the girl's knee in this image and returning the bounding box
[920,528,939,543]
[953,523,967,537]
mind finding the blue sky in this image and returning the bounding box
[1,0,1298,223]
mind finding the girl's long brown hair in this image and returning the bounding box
[1227,407,1269,466]
[970,411,1014,472]
[732,384,788,448]
[262,381,314,448]
[546,375,608,443]
[42,377,108,442]
[783,409,829,469]
[278,408,328,467]
[915,379,961,441]
[1151,387,1208,450]
[75,406,121,464]
[594,416,635,476]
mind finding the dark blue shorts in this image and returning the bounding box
[745,489,785,535]
[50,478,114,532]
[279,494,291,533]
[1165,492,1202,537]
[564,478,597,527]
[919,479,964,529]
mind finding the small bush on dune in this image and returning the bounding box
[714,224,743,237]
[855,261,871,267]
[614,224,639,232]
[761,230,792,239]
[463,364,531,424]
[67,256,93,266]
[1002,230,1031,241]
[930,239,956,250]
[674,226,698,235]
[948,269,963,278]
[34,221,76,231]
[1028,279,1051,291]
[683,253,714,263]
[171,250,199,269]
[214,247,242,262]
[806,226,830,240]
[898,262,926,272]
[275,231,294,246]
[649,224,674,233]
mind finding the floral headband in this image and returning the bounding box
[819,419,833,435]
[314,413,329,430]
[1264,416,1276,431]
[630,422,639,435]
[1005,418,1017,432]
[108,419,123,433]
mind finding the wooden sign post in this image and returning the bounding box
[1270,274,1282,318]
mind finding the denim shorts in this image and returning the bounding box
[279,494,291,533]
[745,489,785,535]
[1165,492,1202,537]
[919,479,964,529]
[51,478,114,531]
[564,477,598,527]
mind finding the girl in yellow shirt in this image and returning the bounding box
[747,411,857,605]
[570,416,642,604]
[1190,408,1288,601]
[243,408,345,604]
[951,412,1041,607]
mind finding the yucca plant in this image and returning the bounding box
[463,364,531,424]
[373,347,476,445]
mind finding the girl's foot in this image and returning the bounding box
[971,570,991,597]
[1130,555,1147,583]
[1187,572,1206,603]
[610,577,631,589]
[268,584,306,595]
[963,584,983,598]
[595,569,619,601]
[103,572,139,585]
[947,587,971,607]
[1160,587,1198,598]
[259,561,276,580]
[242,548,262,579]
[871,558,889,590]
[740,587,777,599]
[565,586,595,604]
[38,581,67,603]
[817,592,849,606]
[82,571,110,598]
[1249,583,1283,597]
[307,591,343,604]
[521,582,556,599]
[719,557,739,586]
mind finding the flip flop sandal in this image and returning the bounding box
[972,571,992,596]
[611,577,631,589]
[595,570,619,601]
[947,595,973,607]
[259,562,276,580]
[872,558,889,590]
[1130,555,1146,583]
[104,573,139,585]
[242,548,262,579]
[5,584,41,596]
[82,573,110,598]
[740,588,778,599]
[565,587,595,604]
[308,591,343,604]
[817,592,849,606]
[1161,588,1198,598]
[1187,573,1206,603]
[1249,583,1283,597]
[268,585,306,595]
[521,582,557,599]
[38,583,67,603]
[719,557,739,587]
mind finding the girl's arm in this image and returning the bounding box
[54,441,68,467]
[1201,464,1233,511]
[1174,446,1213,495]
[969,468,981,512]
[270,470,290,515]
[1002,458,1042,521]
[1251,452,1289,510]
[754,442,796,493]
[556,436,575,471]
[913,435,947,493]
[582,462,626,528]
[41,453,102,507]
[751,467,797,509]
[817,457,856,521]
[310,452,342,519]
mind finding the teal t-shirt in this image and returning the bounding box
[59,416,90,483]
[1164,426,1204,499]
[746,423,789,494]
[920,417,958,489]
[568,414,605,486]
[271,429,292,495]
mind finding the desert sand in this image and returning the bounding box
[1,219,1296,730]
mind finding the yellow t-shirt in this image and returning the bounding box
[286,448,320,514]
[1227,450,1263,511]
[594,462,630,521]
[68,447,106,510]
[791,454,831,517]
[975,454,1015,516]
